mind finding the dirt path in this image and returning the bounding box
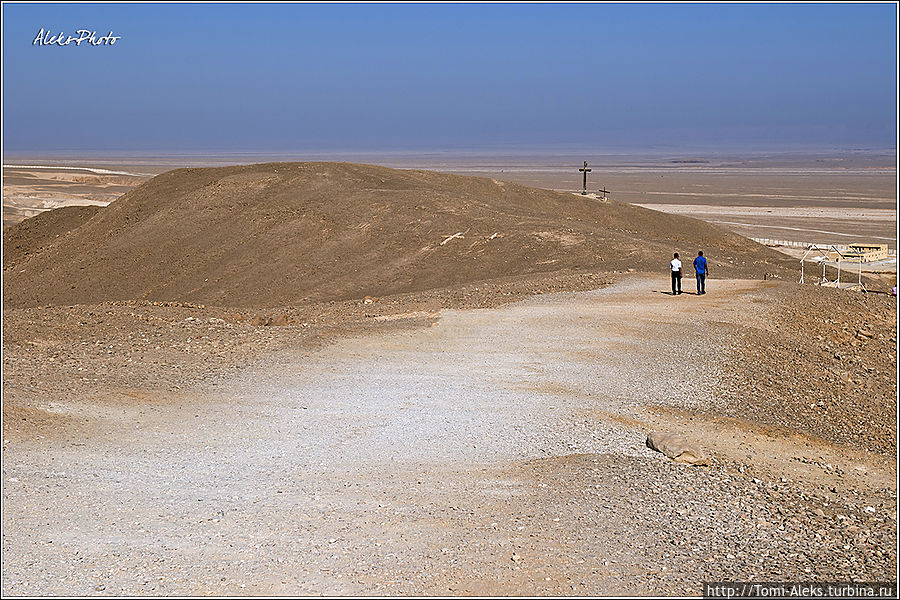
[2,276,895,595]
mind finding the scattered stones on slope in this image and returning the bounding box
[714,282,897,456]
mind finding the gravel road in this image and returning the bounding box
[2,276,896,595]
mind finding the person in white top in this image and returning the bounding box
[670,252,683,295]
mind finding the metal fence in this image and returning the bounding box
[750,237,896,256]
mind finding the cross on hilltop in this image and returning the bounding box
[578,161,591,195]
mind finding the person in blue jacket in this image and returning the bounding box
[693,251,708,295]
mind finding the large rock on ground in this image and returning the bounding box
[646,431,709,465]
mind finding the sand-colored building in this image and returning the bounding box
[845,243,889,262]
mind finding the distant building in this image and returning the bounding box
[845,243,889,262]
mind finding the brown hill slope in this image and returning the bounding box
[3,162,794,308]
[3,205,102,269]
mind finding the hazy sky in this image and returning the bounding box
[2,3,897,152]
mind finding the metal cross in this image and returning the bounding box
[578,161,591,195]
[598,187,610,199]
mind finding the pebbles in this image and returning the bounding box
[2,276,895,595]
[713,283,896,455]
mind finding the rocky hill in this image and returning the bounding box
[3,162,794,308]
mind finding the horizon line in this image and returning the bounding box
[3,146,897,157]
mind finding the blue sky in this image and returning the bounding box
[2,3,897,152]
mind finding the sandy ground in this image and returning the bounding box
[2,166,148,228]
[3,153,896,249]
[633,205,897,247]
[2,276,895,595]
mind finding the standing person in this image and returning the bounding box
[670,252,682,295]
[693,250,708,295]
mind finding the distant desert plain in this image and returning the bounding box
[4,150,896,250]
